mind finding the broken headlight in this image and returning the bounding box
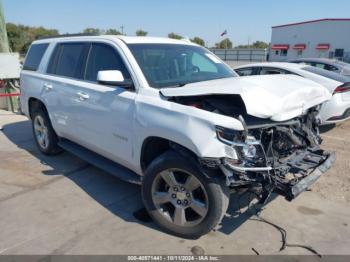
[216,126,266,167]
[241,144,257,158]
[215,126,246,145]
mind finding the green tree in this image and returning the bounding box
[168,32,183,40]
[236,41,269,49]
[106,28,122,35]
[6,23,24,52]
[136,29,148,36]
[190,36,205,46]
[32,26,58,40]
[215,38,232,49]
[251,41,269,49]
[83,28,102,35]
[6,23,58,53]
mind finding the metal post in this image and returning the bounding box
[0,0,10,53]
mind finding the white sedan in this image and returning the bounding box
[234,62,350,125]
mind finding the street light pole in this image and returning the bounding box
[0,0,10,53]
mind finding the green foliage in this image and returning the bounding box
[83,28,102,35]
[136,29,148,36]
[105,28,122,35]
[6,23,58,53]
[190,36,205,46]
[251,41,269,49]
[168,32,183,40]
[215,38,232,49]
[236,41,269,49]
[6,23,22,52]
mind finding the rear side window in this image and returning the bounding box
[47,43,86,78]
[85,43,130,82]
[323,64,339,72]
[260,67,291,75]
[236,68,255,76]
[23,44,49,71]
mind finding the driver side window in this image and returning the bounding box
[85,43,131,82]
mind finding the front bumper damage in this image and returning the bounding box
[285,151,335,200]
[214,110,336,202]
[220,148,335,201]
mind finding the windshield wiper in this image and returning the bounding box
[172,82,189,87]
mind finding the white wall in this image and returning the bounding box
[269,20,350,61]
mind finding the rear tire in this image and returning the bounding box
[142,150,229,239]
[31,106,62,155]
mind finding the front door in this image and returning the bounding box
[69,42,136,168]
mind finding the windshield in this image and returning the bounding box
[302,66,350,83]
[128,44,237,88]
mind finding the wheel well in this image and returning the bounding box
[28,98,47,119]
[140,137,198,172]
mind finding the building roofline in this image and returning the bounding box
[272,18,350,29]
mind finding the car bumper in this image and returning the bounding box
[284,151,336,201]
[223,149,336,201]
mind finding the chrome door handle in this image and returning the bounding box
[77,92,90,101]
[43,83,53,91]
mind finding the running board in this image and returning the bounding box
[58,139,142,185]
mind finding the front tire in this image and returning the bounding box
[31,107,62,155]
[142,150,229,239]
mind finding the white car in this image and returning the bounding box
[234,62,350,124]
[20,36,334,238]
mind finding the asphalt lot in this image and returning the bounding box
[0,109,349,255]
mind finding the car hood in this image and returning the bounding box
[160,75,332,121]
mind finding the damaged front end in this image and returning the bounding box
[171,94,336,201]
[216,108,335,201]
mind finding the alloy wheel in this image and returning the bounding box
[151,168,209,227]
[33,115,49,150]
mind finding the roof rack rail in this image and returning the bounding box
[38,33,100,40]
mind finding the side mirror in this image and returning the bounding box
[97,70,133,89]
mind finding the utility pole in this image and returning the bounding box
[0,0,10,53]
[120,25,124,35]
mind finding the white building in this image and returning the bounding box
[269,18,350,62]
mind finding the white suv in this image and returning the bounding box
[20,35,335,238]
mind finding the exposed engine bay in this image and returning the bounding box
[172,95,336,201]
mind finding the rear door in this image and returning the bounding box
[20,43,50,117]
[41,42,89,139]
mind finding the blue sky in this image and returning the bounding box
[3,0,350,46]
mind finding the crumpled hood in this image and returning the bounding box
[160,75,332,121]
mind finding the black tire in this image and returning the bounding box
[31,106,62,155]
[142,150,229,239]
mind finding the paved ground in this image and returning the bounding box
[0,110,349,255]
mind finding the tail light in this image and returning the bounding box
[334,82,350,94]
